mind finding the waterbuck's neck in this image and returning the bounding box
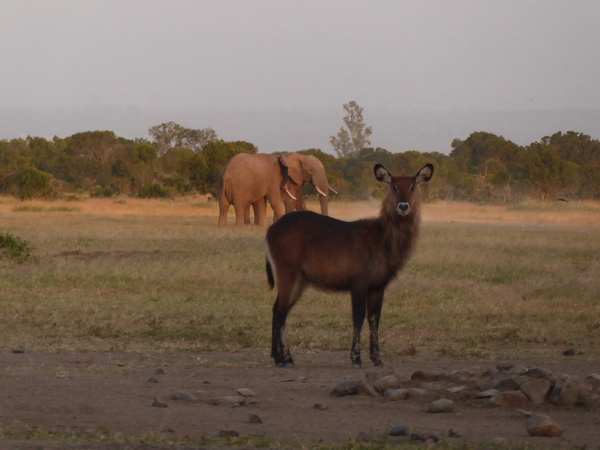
[378,199,421,269]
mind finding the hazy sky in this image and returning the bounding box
[2,1,599,152]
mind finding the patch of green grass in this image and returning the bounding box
[0,231,34,263]
[48,206,81,212]
[12,205,45,212]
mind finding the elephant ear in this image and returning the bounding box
[277,155,290,189]
[281,154,303,186]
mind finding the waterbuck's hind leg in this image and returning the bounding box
[271,296,294,367]
[367,289,385,366]
[350,287,368,368]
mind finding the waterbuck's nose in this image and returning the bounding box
[397,202,410,215]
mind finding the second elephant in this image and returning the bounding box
[277,153,337,217]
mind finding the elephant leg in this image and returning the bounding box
[256,198,268,226]
[234,203,248,226]
[218,198,230,227]
[244,204,252,225]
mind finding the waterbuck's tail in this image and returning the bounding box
[266,258,275,290]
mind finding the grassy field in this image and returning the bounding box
[1,195,598,361]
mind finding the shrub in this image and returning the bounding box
[139,183,171,199]
[90,185,116,198]
[10,167,53,200]
[0,231,34,263]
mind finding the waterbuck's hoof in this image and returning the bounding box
[276,361,294,368]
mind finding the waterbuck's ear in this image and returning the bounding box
[374,164,392,184]
[415,164,434,185]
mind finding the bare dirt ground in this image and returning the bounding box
[0,350,598,449]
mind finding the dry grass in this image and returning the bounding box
[1,195,598,361]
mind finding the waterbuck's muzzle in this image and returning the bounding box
[397,202,410,216]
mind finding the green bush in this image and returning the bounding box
[0,231,34,263]
[139,183,171,199]
[11,167,53,200]
[90,185,116,198]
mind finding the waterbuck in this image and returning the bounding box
[266,163,434,367]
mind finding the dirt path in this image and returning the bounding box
[0,350,598,448]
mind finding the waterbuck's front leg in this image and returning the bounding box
[367,289,385,366]
[350,287,368,368]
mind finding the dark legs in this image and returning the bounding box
[271,296,294,367]
[350,288,384,367]
[367,290,384,366]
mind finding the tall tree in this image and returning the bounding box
[330,101,372,158]
[148,122,217,155]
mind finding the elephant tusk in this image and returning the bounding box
[284,187,297,201]
[315,186,327,197]
[329,186,338,195]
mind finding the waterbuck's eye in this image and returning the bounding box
[409,184,415,191]
[392,184,398,192]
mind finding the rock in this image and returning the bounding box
[496,362,514,372]
[374,375,400,392]
[330,380,360,397]
[147,377,159,383]
[400,344,416,356]
[476,388,498,399]
[448,428,462,438]
[410,432,439,443]
[526,413,563,437]
[491,390,530,408]
[152,397,168,408]
[407,387,427,397]
[524,367,553,380]
[248,413,263,424]
[236,388,255,397]
[11,344,25,354]
[549,378,581,406]
[154,368,165,375]
[365,366,394,383]
[211,395,245,407]
[427,398,454,413]
[356,380,379,397]
[218,429,239,438]
[492,374,529,391]
[520,378,552,405]
[313,402,328,410]
[445,385,470,401]
[389,425,409,436]
[563,348,576,356]
[384,388,409,401]
[171,390,196,401]
[584,373,600,387]
[511,409,534,418]
[411,368,449,382]
[450,367,483,384]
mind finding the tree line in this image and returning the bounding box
[1,121,599,203]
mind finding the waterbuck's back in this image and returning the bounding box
[266,210,405,292]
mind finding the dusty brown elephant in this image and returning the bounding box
[246,153,337,224]
[217,153,295,227]
[278,153,337,217]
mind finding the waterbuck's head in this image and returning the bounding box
[374,163,434,217]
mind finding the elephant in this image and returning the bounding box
[277,153,337,217]
[217,153,292,227]
[217,152,336,227]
